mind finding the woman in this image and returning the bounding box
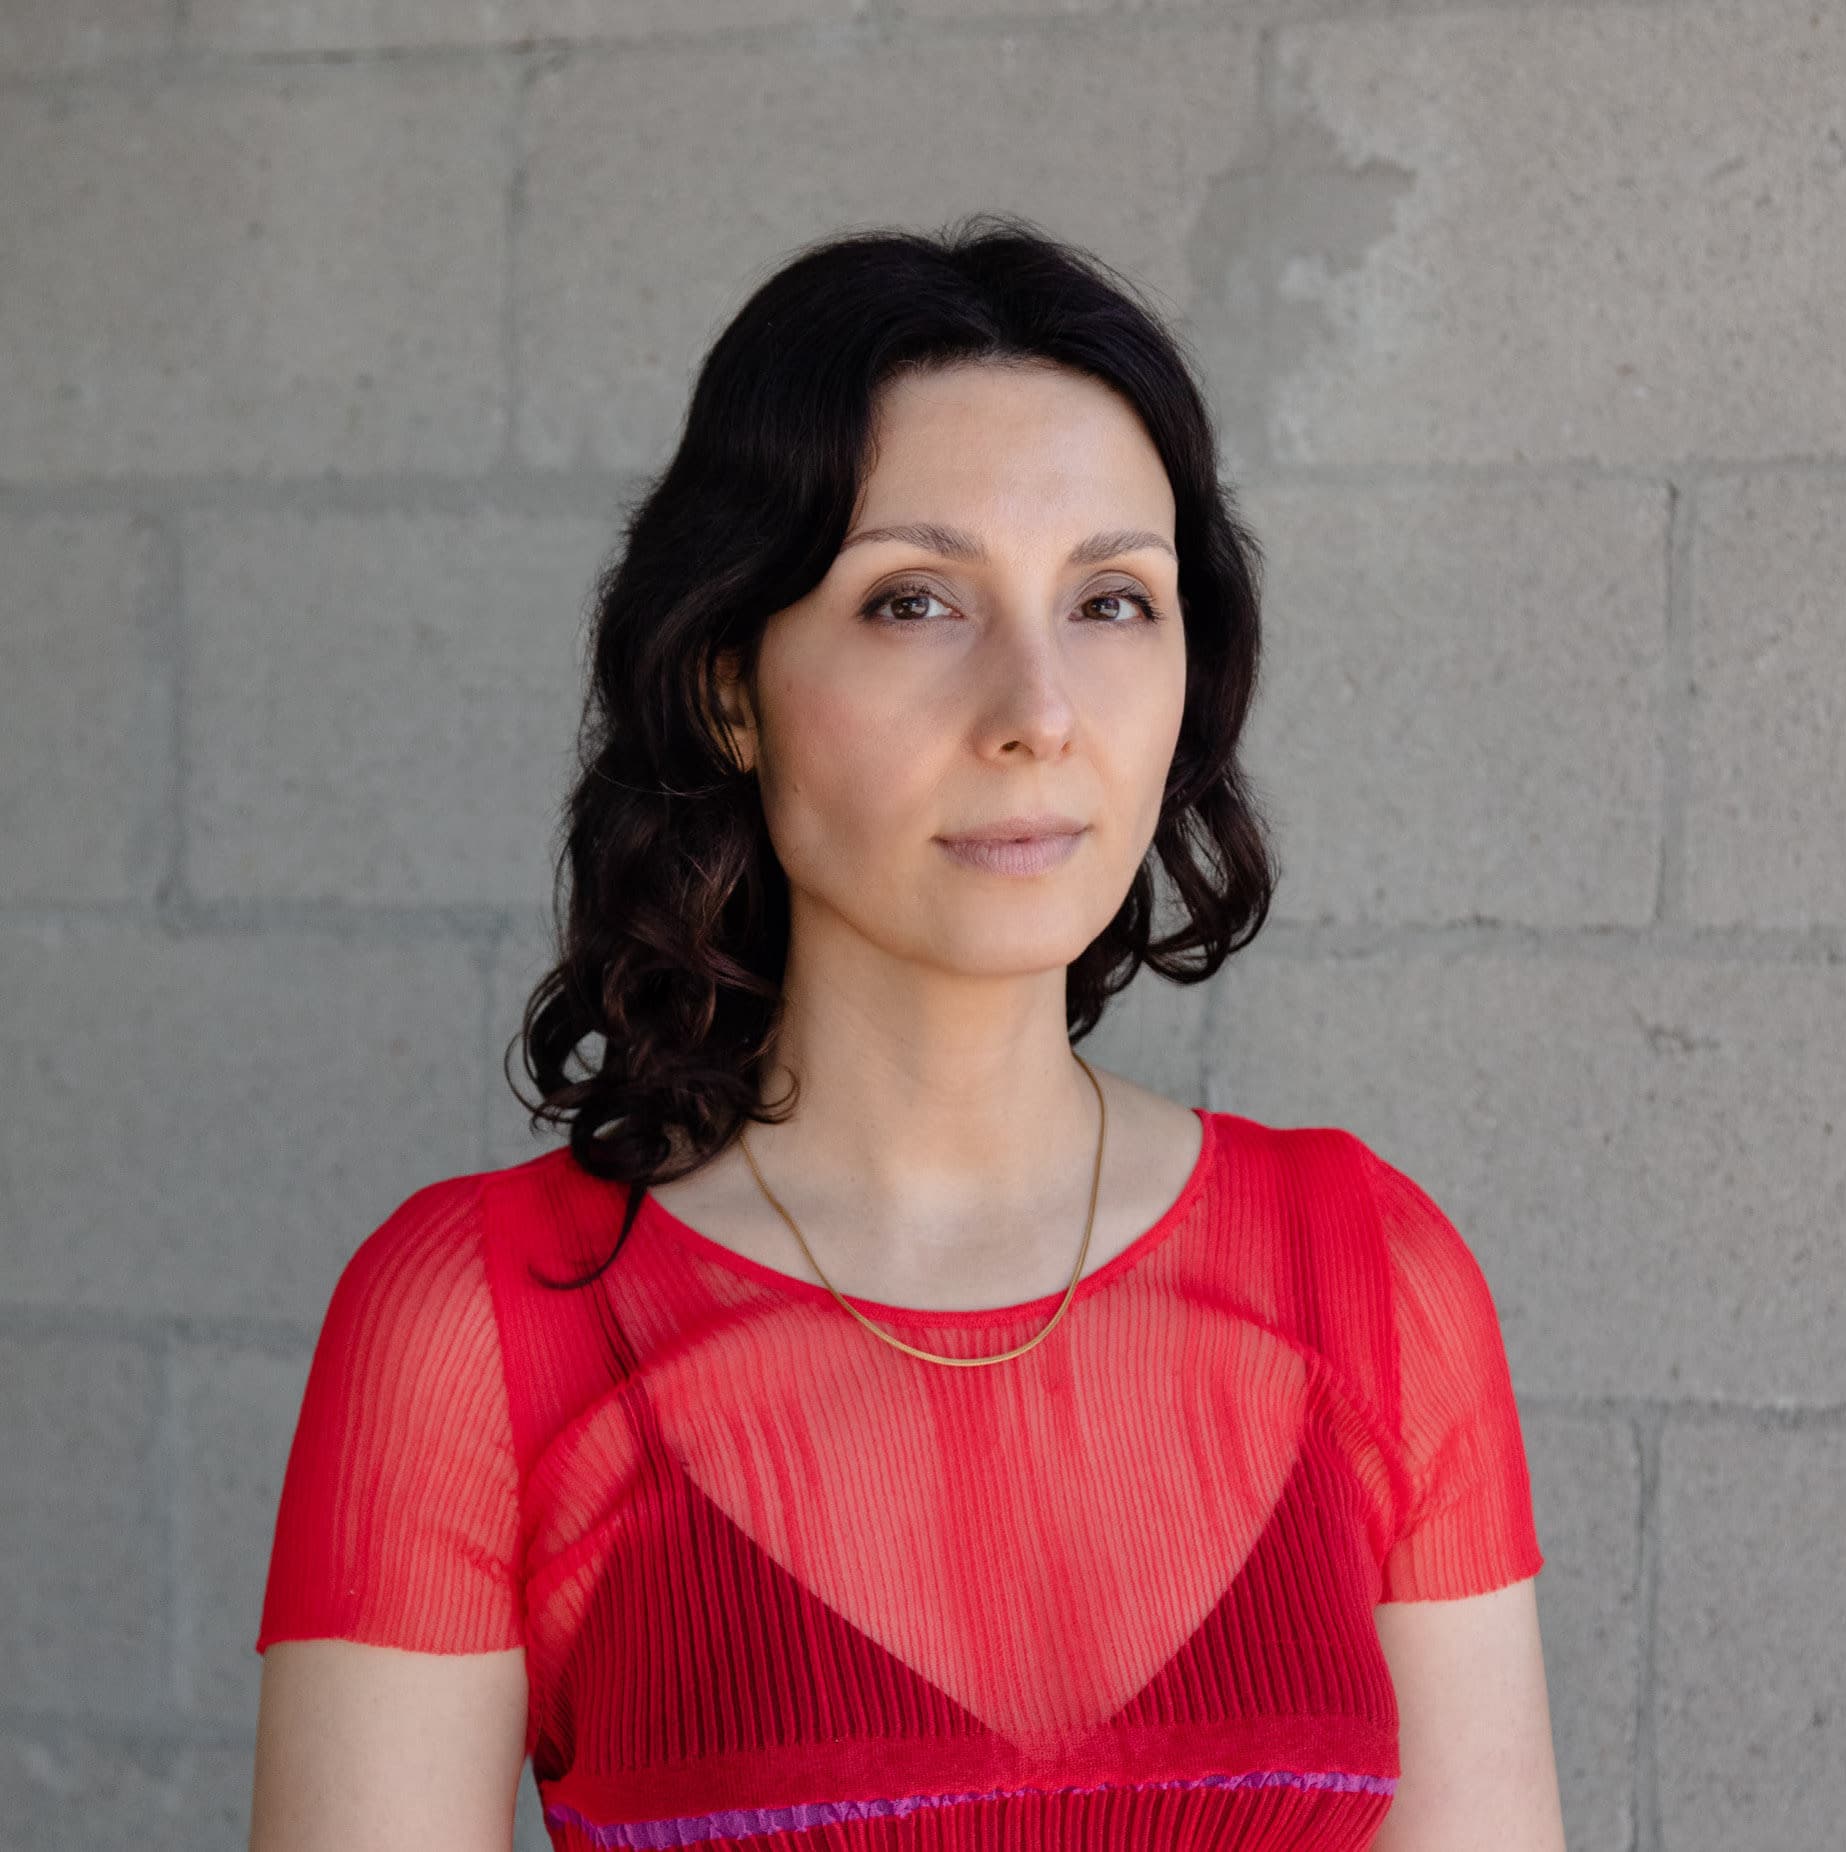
[250,214,1566,1851]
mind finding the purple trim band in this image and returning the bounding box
[544,1768,1397,1848]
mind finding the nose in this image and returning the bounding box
[973,611,1080,759]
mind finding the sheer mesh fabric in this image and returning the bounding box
[256,1109,1545,1848]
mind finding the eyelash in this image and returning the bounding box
[859,578,1167,628]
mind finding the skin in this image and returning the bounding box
[250,1643,526,1852]
[678,355,1203,1305]
[1372,1580,1569,1850]
[249,357,1566,1850]
[710,358,1566,1849]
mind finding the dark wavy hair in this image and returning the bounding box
[504,210,1278,1289]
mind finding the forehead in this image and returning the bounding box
[855,362,1174,535]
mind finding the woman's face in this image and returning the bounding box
[724,358,1187,980]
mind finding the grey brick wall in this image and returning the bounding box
[2,4,1839,1848]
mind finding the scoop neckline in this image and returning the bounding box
[631,1105,1220,1327]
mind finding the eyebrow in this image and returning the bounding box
[837,522,1177,566]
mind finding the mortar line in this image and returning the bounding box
[1657,477,1696,927]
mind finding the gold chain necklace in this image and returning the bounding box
[734,1050,1107,1368]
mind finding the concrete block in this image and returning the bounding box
[0,0,175,73]
[0,62,511,482]
[1686,471,1846,928]
[0,513,174,903]
[0,1334,166,1717]
[1657,1420,1846,1851]
[183,509,608,905]
[1239,476,1668,926]
[487,913,571,1172]
[514,23,1262,469]
[172,1343,310,1721]
[0,919,481,1322]
[1269,1,1846,465]
[1210,947,1846,1402]
[1523,1411,1642,1852]
[0,1732,258,1852]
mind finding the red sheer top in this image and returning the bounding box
[255,1109,1544,1849]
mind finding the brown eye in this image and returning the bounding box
[858,580,1166,627]
[860,580,954,625]
[1088,588,1164,625]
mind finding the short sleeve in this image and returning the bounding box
[1359,1144,1546,1603]
[254,1173,525,1655]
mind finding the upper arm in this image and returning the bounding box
[250,1640,528,1852]
[1345,1137,1563,1845]
[248,1175,532,1848]
[1371,1578,1566,1852]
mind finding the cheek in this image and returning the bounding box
[761,671,933,842]
[1091,638,1184,740]
[1091,652,1187,834]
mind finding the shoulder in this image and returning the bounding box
[1325,1130,1504,1327]
[1201,1108,1385,1242]
[1212,1112,1481,1276]
[334,1168,487,1290]
[311,1153,618,1388]
[313,1170,501,1372]
[471,1141,641,1283]
[352,1144,625,1276]
[1197,1113,1502,1390]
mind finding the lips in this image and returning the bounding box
[935,830,1087,876]
[938,813,1086,845]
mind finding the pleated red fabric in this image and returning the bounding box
[256,1108,1545,1848]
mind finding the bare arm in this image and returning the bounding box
[1370,1576,1567,1851]
[249,1640,529,1852]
